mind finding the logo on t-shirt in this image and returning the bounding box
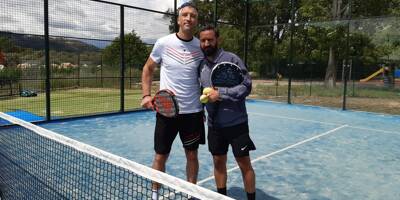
[166,46,202,65]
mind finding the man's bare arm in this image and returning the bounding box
[141,57,158,108]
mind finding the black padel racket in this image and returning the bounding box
[210,62,244,127]
[152,89,179,118]
[211,62,244,88]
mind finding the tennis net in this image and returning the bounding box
[0,112,234,200]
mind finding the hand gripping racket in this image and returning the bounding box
[152,89,179,118]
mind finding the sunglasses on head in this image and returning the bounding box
[178,2,197,11]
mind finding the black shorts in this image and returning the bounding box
[208,122,256,157]
[154,111,205,154]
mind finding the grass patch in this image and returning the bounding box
[0,88,143,118]
[252,83,400,115]
[253,84,400,99]
[1,84,398,119]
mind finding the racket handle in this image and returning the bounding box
[142,94,151,99]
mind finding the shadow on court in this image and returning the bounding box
[228,187,280,200]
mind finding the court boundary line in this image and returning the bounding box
[198,125,348,185]
[248,112,399,135]
[248,112,339,125]
[248,99,400,118]
[347,126,400,135]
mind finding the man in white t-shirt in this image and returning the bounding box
[140,2,204,199]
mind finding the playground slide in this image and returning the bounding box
[360,68,384,82]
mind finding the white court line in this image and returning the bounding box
[248,112,340,126]
[347,126,400,135]
[248,112,400,135]
[198,125,348,185]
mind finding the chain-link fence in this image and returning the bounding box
[0,0,173,120]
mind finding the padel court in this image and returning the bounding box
[39,100,400,200]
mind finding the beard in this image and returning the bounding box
[202,45,218,56]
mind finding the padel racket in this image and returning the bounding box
[210,62,244,128]
[152,89,179,118]
[211,62,244,87]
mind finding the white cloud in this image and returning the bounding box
[108,0,174,12]
[0,0,176,44]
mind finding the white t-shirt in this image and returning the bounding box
[150,34,203,114]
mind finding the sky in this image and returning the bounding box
[0,0,187,45]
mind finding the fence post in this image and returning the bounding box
[342,0,352,110]
[120,5,125,112]
[342,60,349,110]
[9,82,12,96]
[101,54,104,87]
[287,0,295,104]
[244,0,249,67]
[44,0,51,121]
[174,0,178,32]
[309,62,313,96]
[349,59,355,96]
[77,53,80,87]
[214,0,218,28]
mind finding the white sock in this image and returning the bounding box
[152,190,158,200]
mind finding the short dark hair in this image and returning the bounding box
[199,25,220,38]
[178,2,198,13]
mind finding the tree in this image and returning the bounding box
[165,0,399,82]
[0,67,21,88]
[0,36,14,53]
[298,0,399,87]
[0,50,5,66]
[295,0,349,87]
[0,36,18,66]
[102,31,149,69]
[247,0,292,77]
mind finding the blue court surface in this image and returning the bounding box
[40,100,400,200]
[0,110,44,126]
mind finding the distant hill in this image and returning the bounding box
[0,31,100,52]
[78,39,111,49]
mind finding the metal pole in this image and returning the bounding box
[287,0,295,104]
[342,1,352,110]
[214,0,218,27]
[350,60,355,96]
[120,6,125,112]
[77,53,80,87]
[101,54,104,87]
[44,0,51,121]
[244,0,249,66]
[309,63,313,96]
[174,0,178,32]
[342,62,349,110]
